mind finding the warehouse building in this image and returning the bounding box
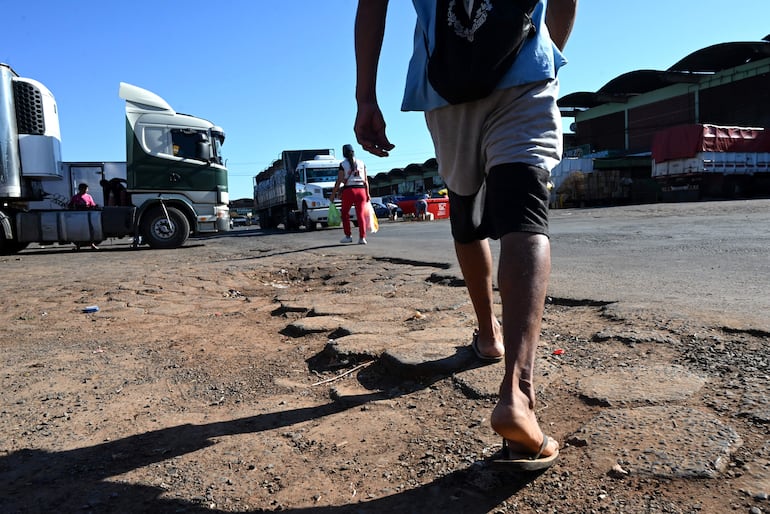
[554,34,770,206]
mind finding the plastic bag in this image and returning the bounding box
[365,202,379,234]
[327,202,341,227]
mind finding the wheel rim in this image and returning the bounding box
[151,217,175,240]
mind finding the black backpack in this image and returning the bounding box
[427,0,538,105]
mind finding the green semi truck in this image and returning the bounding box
[0,63,230,253]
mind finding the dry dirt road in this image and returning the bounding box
[1,200,768,513]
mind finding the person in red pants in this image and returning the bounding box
[330,144,370,244]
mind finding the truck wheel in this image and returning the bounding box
[141,206,190,249]
[284,206,298,230]
[259,210,272,229]
[0,239,29,255]
[0,212,29,255]
[302,204,316,231]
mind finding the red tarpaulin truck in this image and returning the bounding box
[651,124,770,201]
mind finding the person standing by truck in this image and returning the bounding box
[352,0,577,469]
[330,144,370,244]
[68,183,99,249]
[68,183,97,210]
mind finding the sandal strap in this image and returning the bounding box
[501,430,550,460]
[531,432,549,460]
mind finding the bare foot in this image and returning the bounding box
[490,388,558,458]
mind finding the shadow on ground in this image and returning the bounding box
[2,353,529,513]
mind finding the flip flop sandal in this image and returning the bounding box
[492,431,559,471]
[471,330,503,362]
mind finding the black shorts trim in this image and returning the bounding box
[448,163,550,244]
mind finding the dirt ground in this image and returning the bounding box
[0,233,768,513]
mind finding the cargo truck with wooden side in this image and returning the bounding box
[253,149,344,230]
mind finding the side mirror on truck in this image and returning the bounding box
[196,141,212,162]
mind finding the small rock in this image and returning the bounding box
[566,436,588,447]
[608,463,629,478]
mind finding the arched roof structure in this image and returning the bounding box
[558,40,770,111]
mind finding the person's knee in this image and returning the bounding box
[500,231,550,253]
[498,232,551,287]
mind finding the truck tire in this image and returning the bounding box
[0,239,29,255]
[258,210,272,229]
[0,212,29,255]
[302,204,316,231]
[284,206,299,230]
[141,206,190,249]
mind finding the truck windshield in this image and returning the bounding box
[305,167,337,183]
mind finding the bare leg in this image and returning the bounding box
[490,232,558,457]
[454,239,504,359]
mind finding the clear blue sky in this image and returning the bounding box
[2,1,768,200]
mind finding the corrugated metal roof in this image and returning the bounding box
[669,41,770,72]
[559,40,770,110]
[598,70,703,95]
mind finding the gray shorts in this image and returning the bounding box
[424,79,562,242]
[425,79,562,196]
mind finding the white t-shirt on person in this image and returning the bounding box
[341,158,367,187]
